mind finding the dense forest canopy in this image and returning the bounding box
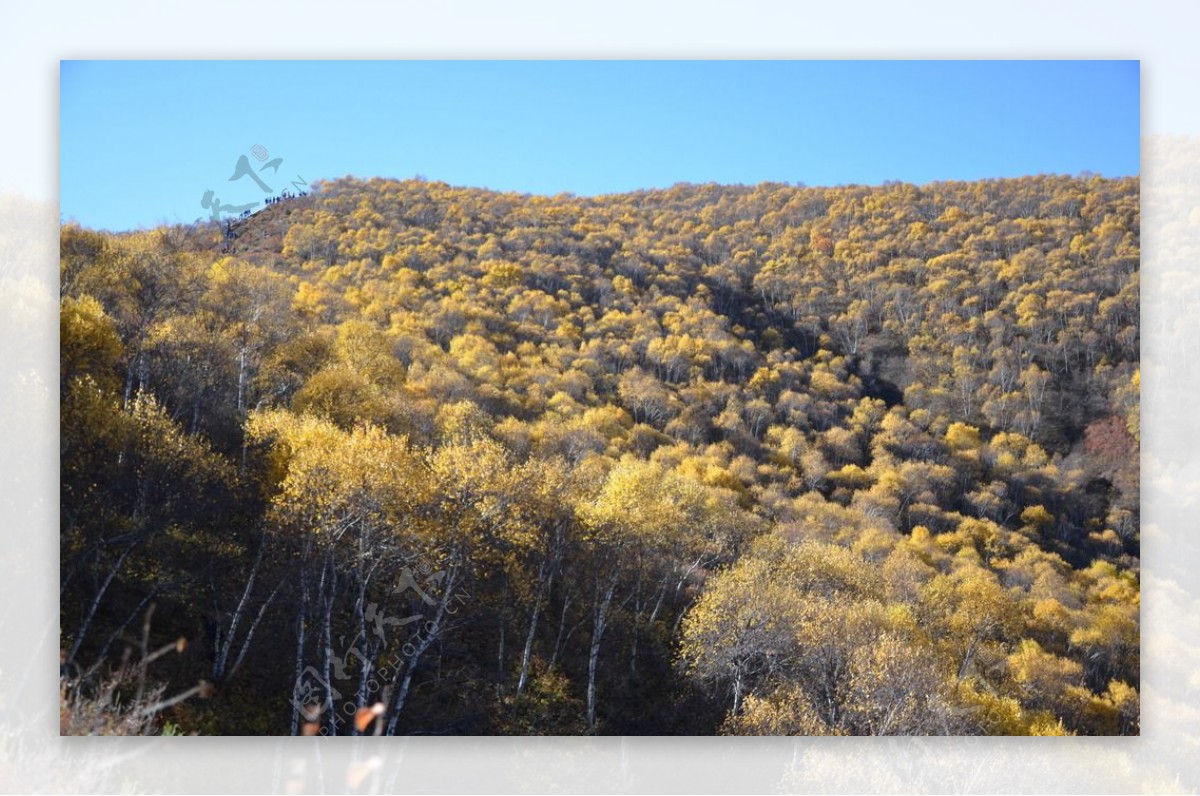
[60,173,1139,736]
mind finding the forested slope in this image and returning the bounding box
[60,174,1139,735]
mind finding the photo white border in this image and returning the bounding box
[3,2,1197,792]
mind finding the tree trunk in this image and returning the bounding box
[213,535,266,681]
[586,573,618,731]
[549,593,573,671]
[290,541,312,737]
[732,669,745,715]
[319,552,337,735]
[237,347,247,415]
[517,550,555,695]
[384,559,462,735]
[65,536,143,667]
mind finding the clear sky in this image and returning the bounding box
[60,60,1140,232]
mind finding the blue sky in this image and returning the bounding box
[60,60,1140,232]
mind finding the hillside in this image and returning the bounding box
[60,174,1140,735]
